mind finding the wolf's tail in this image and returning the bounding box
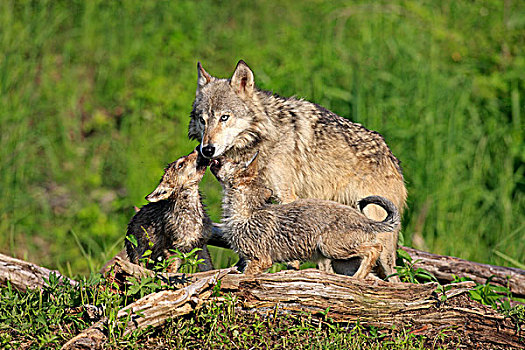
[358,195,400,232]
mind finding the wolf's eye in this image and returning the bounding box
[199,116,205,125]
[220,114,230,122]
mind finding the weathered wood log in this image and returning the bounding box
[60,318,107,350]
[402,247,525,298]
[216,269,523,349]
[0,249,522,349]
[98,258,523,349]
[0,252,77,291]
[61,268,233,350]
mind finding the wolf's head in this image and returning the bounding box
[146,148,209,202]
[189,60,263,159]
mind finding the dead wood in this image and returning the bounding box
[96,257,524,349]
[61,268,233,350]
[1,247,522,349]
[217,269,523,349]
[402,247,525,298]
[0,252,77,291]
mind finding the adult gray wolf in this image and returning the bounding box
[125,148,213,272]
[188,60,406,280]
[210,154,400,277]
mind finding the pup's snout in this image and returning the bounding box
[201,144,215,158]
[209,158,221,175]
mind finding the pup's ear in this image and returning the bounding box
[197,61,212,92]
[146,181,173,202]
[243,151,259,178]
[244,151,259,169]
[230,60,254,98]
[146,164,177,202]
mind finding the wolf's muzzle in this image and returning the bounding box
[201,144,215,158]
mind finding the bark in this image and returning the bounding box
[0,250,523,349]
[95,258,524,349]
[0,252,77,291]
[217,269,523,349]
[402,247,525,298]
[61,268,233,350]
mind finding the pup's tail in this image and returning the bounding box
[358,195,400,232]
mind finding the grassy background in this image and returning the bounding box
[0,0,523,277]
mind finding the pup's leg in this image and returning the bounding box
[277,188,302,271]
[351,243,382,279]
[317,258,335,273]
[197,245,214,272]
[244,256,273,275]
[318,237,381,279]
[286,261,301,270]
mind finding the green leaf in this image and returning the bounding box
[126,234,138,248]
[396,249,412,262]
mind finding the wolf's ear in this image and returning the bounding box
[197,62,212,91]
[230,60,254,98]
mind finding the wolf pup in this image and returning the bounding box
[189,60,407,280]
[125,148,213,273]
[211,154,400,277]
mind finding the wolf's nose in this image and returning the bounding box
[201,145,215,158]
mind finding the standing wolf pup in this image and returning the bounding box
[189,60,407,280]
[125,148,213,273]
[211,154,400,277]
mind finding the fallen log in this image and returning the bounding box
[96,258,523,349]
[217,269,523,349]
[61,268,233,350]
[402,247,525,298]
[0,253,521,349]
[0,252,77,291]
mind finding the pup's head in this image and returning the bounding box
[210,151,259,186]
[188,60,261,159]
[146,147,209,202]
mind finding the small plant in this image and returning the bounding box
[390,249,438,284]
[167,247,205,274]
[453,275,525,331]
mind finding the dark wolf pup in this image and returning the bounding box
[189,60,407,280]
[211,154,400,277]
[125,148,213,272]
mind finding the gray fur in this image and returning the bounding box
[189,60,407,280]
[211,156,400,277]
[125,149,213,272]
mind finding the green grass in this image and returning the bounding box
[0,0,524,277]
[2,252,523,349]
